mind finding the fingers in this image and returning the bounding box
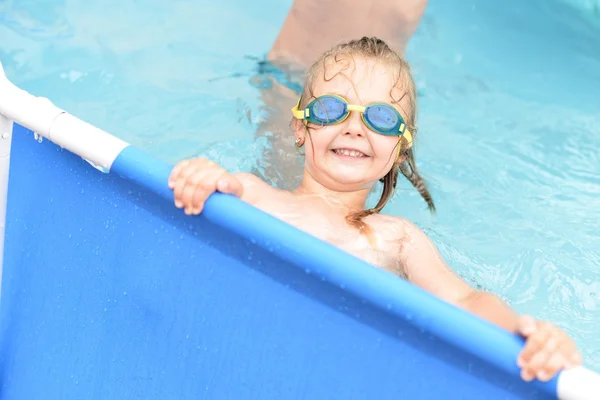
[190,185,210,215]
[517,317,582,383]
[168,159,189,189]
[169,158,243,215]
[520,325,553,381]
[171,161,201,209]
[537,341,571,382]
[535,335,581,381]
[517,320,547,364]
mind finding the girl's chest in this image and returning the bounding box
[257,201,405,277]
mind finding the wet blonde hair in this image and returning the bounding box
[296,36,435,233]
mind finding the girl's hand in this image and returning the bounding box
[516,315,582,382]
[168,158,244,215]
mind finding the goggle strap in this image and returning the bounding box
[403,129,413,146]
[291,102,306,120]
[396,132,413,160]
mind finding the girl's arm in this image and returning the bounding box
[396,218,582,381]
[397,219,518,330]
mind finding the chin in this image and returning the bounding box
[325,174,374,191]
[305,166,376,191]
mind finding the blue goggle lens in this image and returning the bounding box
[365,104,399,132]
[311,96,347,124]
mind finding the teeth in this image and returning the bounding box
[334,149,365,158]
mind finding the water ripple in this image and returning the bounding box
[0,0,73,39]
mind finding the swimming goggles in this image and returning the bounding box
[291,94,413,146]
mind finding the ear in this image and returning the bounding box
[293,119,306,143]
[293,118,305,133]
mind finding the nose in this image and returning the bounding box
[342,110,365,137]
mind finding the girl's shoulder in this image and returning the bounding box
[367,213,431,250]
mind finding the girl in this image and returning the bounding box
[168,37,582,382]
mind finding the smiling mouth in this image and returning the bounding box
[332,148,368,158]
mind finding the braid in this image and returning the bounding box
[399,149,436,212]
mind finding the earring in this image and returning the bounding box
[295,137,304,148]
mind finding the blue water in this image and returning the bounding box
[1,0,599,371]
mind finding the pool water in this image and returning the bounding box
[2,0,600,370]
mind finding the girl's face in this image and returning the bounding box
[296,57,411,193]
